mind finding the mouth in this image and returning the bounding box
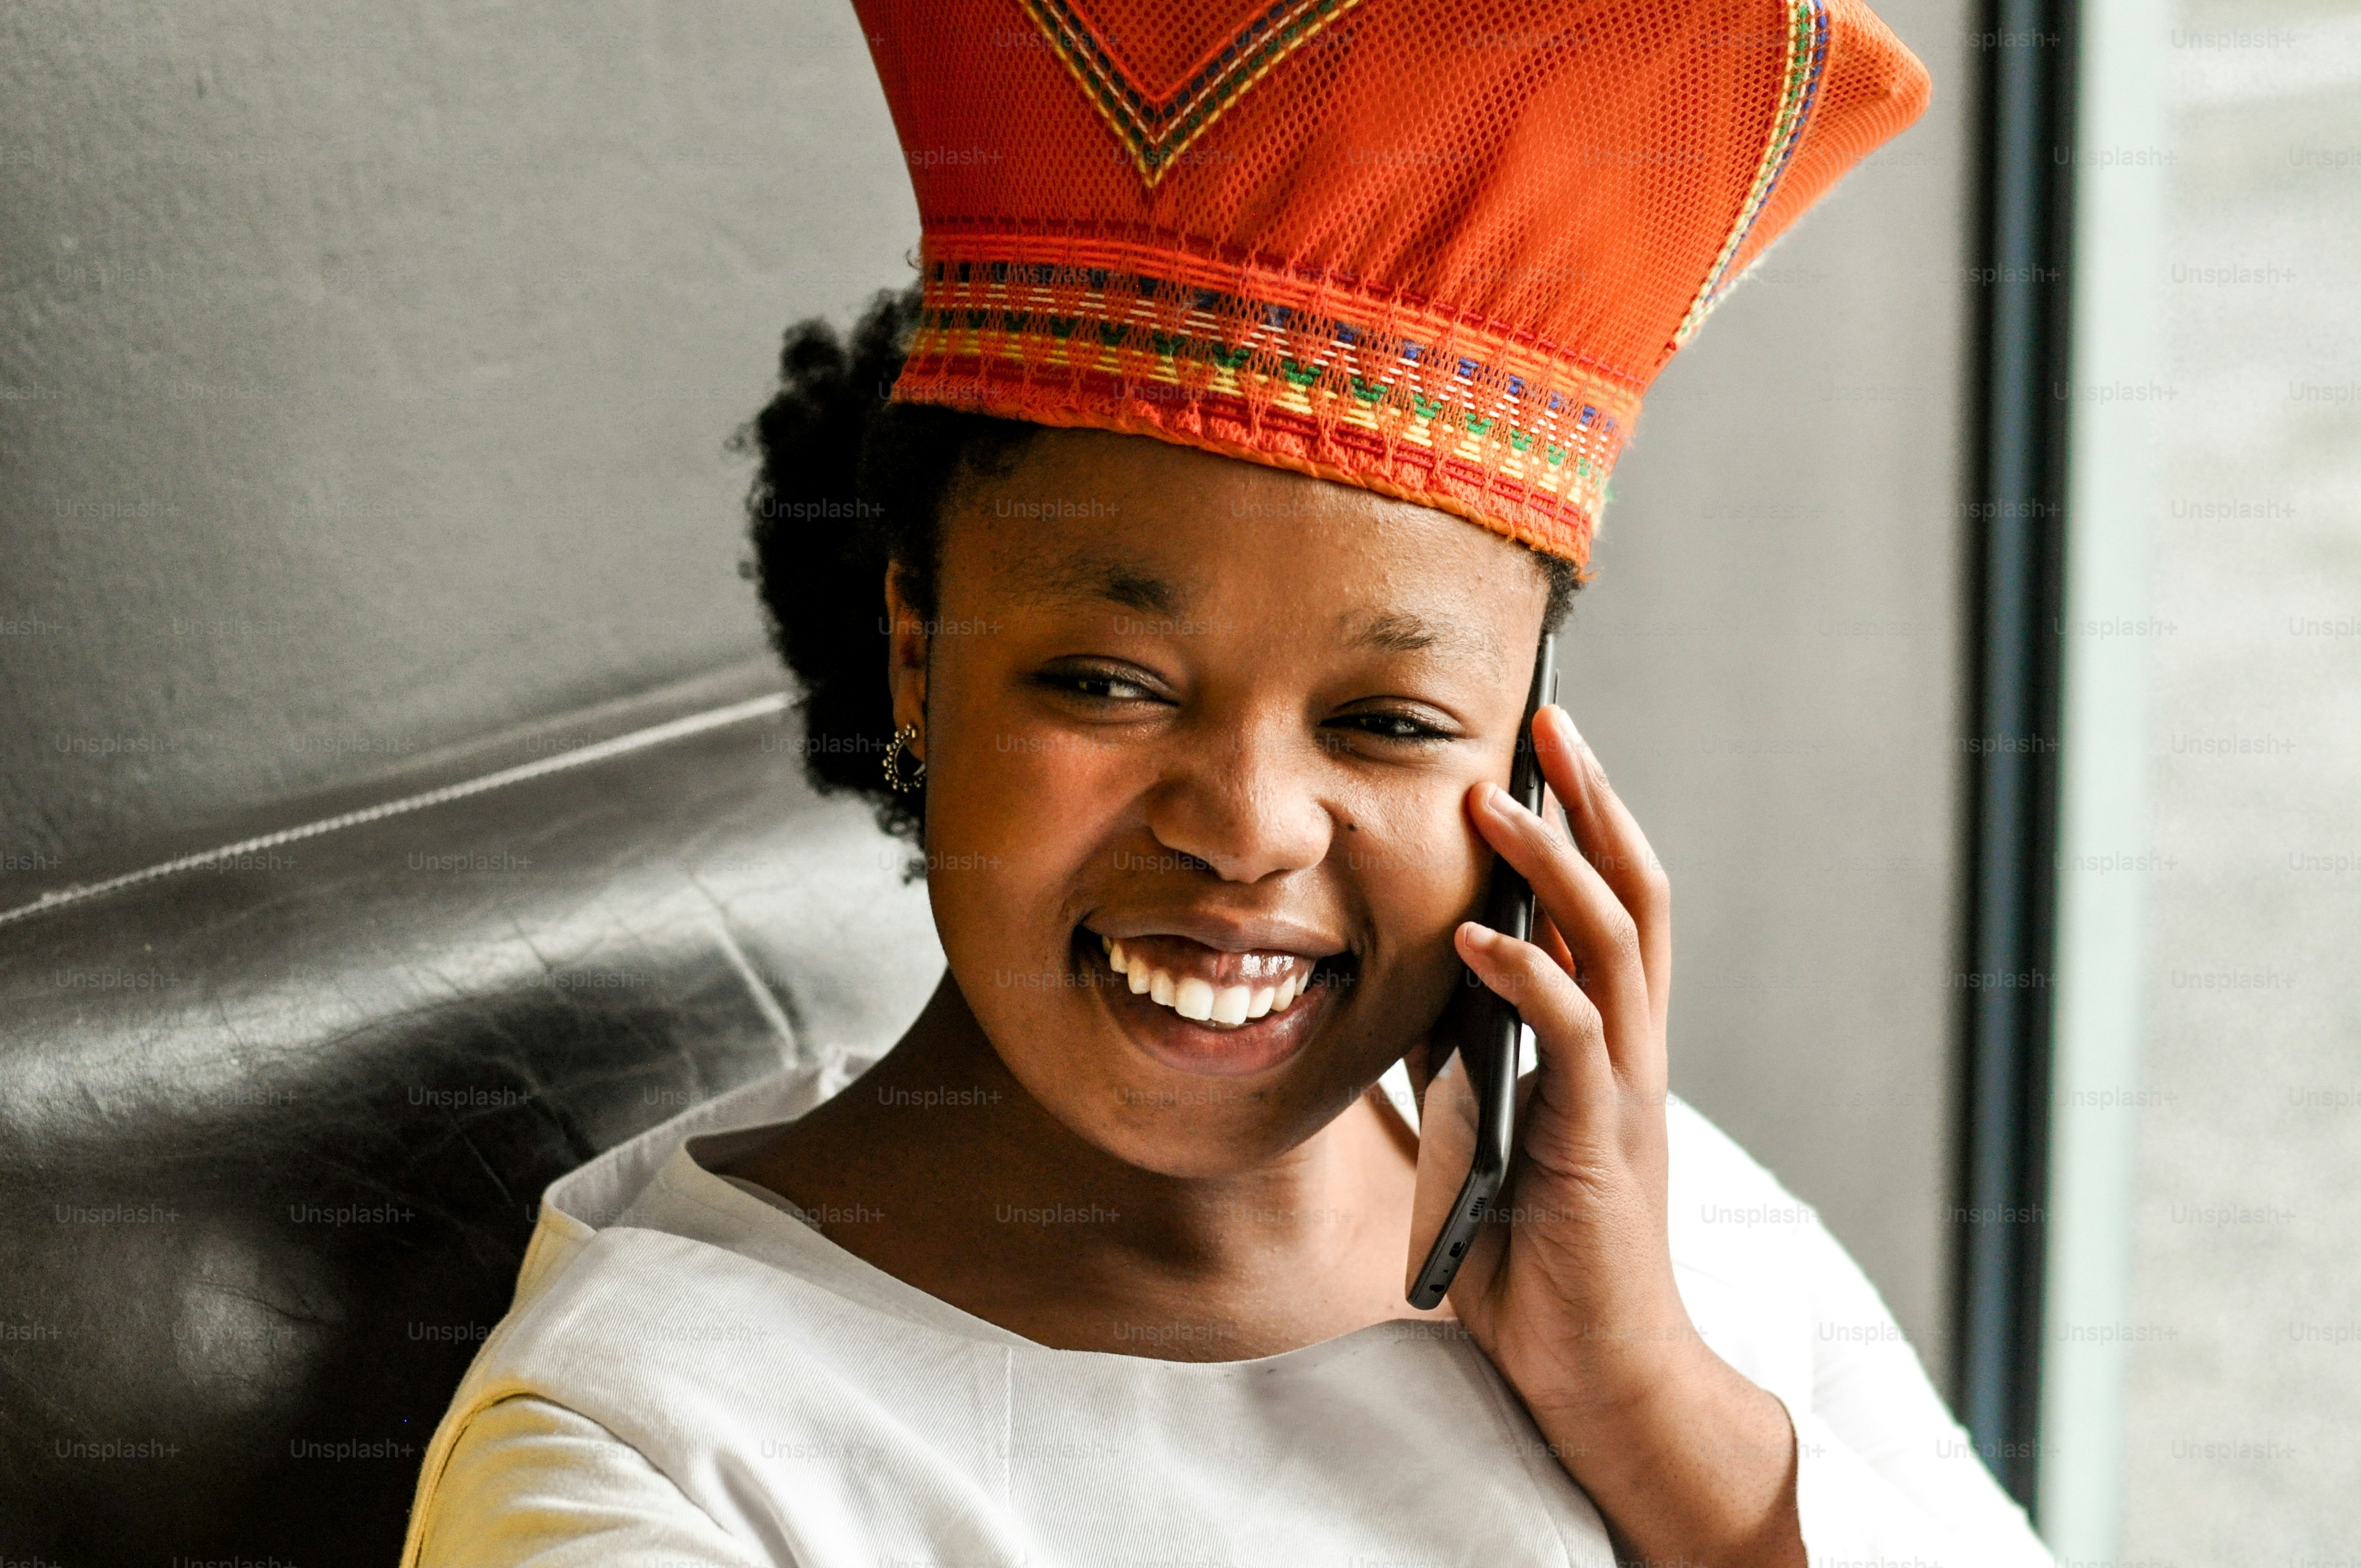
[1074,926,1354,1079]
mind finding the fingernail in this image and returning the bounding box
[1478,781,1526,816]
[1460,921,1501,951]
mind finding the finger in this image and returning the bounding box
[1454,921,1614,1108]
[1530,793,1582,976]
[1530,706,1672,1038]
[1467,780,1654,1085]
[1455,924,1631,1199]
[1532,906,1577,978]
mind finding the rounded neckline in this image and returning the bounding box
[670,1120,1470,1375]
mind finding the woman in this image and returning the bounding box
[405,2,2053,1564]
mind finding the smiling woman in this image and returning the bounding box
[400,2,2058,1565]
[805,420,1550,1165]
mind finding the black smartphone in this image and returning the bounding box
[1404,630,1557,1310]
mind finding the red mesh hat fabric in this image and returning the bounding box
[853,0,1929,569]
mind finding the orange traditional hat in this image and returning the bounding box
[853,0,1929,570]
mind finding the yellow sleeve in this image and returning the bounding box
[408,1395,771,1568]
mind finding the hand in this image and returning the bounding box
[1445,705,1804,1568]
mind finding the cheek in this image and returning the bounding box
[921,669,1135,917]
[1351,781,1487,938]
[914,662,1143,1056]
[1342,787,1490,1011]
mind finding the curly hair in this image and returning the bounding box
[736,283,1580,848]
[733,285,1034,843]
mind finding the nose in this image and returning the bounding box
[1138,716,1336,885]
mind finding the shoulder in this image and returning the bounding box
[407,1395,764,1568]
[407,1217,890,1567]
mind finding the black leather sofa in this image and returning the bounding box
[0,662,941,1566]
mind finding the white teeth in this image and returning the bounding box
[1174,977,1215,1021]
[1104,940,1150,994]
[1097,935,1321,1028]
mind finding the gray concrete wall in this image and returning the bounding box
[1569,0,1978,1383]
[3,0,1980,1382]
[0,0,915,877]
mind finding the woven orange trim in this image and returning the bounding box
[905,367,1598,569]
[1673,0,1831,348]
[1729,0,1933,286]
[896,236,1640,568]
[913,221,1648,411]
[1015,0,1371,189]
[939,394,1598,573]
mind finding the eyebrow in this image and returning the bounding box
[1026,556,1184,616]
[1342,609,1500,666]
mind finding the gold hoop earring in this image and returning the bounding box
[882,722,926,794]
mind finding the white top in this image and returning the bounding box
[401,1047,2052,1568]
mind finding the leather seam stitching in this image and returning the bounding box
[0,692,792,929]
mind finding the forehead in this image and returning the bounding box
[940,428,1549,655]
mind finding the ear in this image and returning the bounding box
[882,562,929,750]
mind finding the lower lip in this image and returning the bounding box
[1079,935,1336,1080]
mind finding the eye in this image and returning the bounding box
[1033,663,1167,705]
[1324,709,1452,745]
